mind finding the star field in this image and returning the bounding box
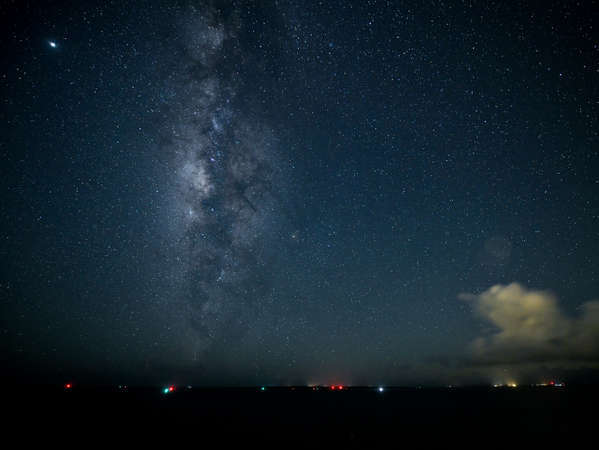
[1,0,598,386]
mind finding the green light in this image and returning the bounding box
[163,388,169,394]
[261,386,265,391]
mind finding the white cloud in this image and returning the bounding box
[461,283,599,364]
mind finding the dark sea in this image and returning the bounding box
[7,385,595,445]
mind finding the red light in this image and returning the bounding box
[169,386,174,392]
[65,383,72,389]
[338,385,343,390]
[330,385,335,390]
[550,381,555,385]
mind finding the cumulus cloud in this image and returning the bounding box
[460,283,599,365]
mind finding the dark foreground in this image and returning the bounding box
[6,385,597,444]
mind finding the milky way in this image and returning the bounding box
[163,5,283,360]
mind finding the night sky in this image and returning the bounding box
[2,0,598,387]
